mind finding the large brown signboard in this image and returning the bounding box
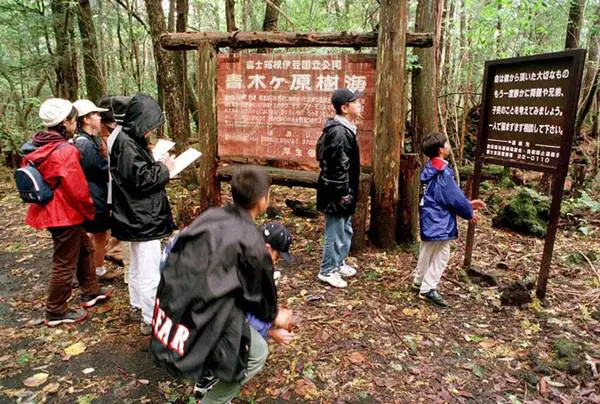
[216,54,376,168]
[479,50,586,173]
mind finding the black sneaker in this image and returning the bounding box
[45,309,89,327]
[193,376,220,399]
[419,289,448,307]
[81,287,113,308]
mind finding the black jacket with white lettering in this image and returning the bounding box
[150,204,278,383]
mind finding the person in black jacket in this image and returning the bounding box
[110,93,175,335]
[316,88,363,288]
[151,167,294,404]
[73,99,111,278]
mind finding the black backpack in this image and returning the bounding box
[14,144,64,204]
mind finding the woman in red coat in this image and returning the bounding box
[21,99,113,326]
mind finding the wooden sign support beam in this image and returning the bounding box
[161,31,432,51]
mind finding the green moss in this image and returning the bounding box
[493,188,550,237]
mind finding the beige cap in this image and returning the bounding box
[73,99,109,117]
[39,98,74,127]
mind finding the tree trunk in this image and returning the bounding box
[242,0,250,30]
[565,0,585,49]
[370,0,407,249]
[51,0,78,100]
[258,0,284,53]
[578,3,600,117]
[174,0,190,139]
[168,0,176,32]
[144,0,191,151]
[225,0,237,32]
[411,0,442,157]
[196,42,221,212]
[77,0,106,103]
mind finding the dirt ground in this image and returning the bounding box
[0,167,599,403]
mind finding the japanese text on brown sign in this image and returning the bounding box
[216,54,375,168]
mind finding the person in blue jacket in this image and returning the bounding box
[412,132,486,307]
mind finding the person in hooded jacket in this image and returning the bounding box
[110,93,175,335]
[315,88,363,289]
[73,99,111,279]
[412,132,486,307]
[21,98,113,327]
[151,167,294,404]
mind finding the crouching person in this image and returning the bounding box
[151,167,295,404]
[20,99,112,326]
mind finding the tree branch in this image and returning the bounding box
[261,0,295,31]
[112,0,149,33]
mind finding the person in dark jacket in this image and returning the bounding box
[22,98,112,326]
[315,88,363,288]
[73,99,111,278]
[412,132,486,307]
[110,93,175,334]
[151,167,294,404]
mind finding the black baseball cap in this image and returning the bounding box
[261,223,293,264]
[331,88,364,109]
[98,95,132,124]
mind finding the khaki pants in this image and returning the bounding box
[202,326,269,404]
[47,226,100,315]
[413,240,452,294]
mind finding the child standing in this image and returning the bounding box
[413,132,486,307]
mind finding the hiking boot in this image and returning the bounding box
[419,289,448,307]
[98,268,124,283]
[81,287,113,308]
[45,308,88,327]
[318,271,347,288]
[411,281,421,291]
[140,322,153,336]
[128,307,142,322]
[338,262,357,278]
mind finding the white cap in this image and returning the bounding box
[39,98,74,127]
[73,99,108,117]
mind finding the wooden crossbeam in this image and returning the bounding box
[160,31,432,50]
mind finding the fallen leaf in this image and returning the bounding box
[472,365,484,378]
[92,305,113,314]
[479,339,500,349]
[82,368,95,374]
[64,342,86,357]
[348,352,365,364]
[23,372,48,387]
[294,379,317,398]
[43,383,60,393]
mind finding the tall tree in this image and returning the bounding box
[51,0,78,100]
[225,0,237,32]
[411,0,442,157]
[77,0,106,103]
[370,0,407,248]
[258,0,284,53]
[565,0,585,49]
[144,0,191,151]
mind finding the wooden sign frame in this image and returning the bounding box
[463,49,586,299]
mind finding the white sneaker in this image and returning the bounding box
[95,266,107,277]
[338,262,357,277]
[318,271,348,288]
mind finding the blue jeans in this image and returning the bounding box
[320,215,353,276]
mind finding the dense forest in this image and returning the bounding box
[0,0,598,171]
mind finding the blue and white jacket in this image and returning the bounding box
[419,158,473,241]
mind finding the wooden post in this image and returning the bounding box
[396,154,420,244]
[370,0,407,248]
[350,173,371,253]
[196,42,221,212]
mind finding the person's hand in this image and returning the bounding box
[340,194,353,205]
[163,155,176,171]
[268,328,295,345]
[471,199,486,210]
[274,308,294,331]
[469,214,479,224]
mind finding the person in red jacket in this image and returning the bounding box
[21,98,113,326]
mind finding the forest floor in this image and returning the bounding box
[0,166,599,403]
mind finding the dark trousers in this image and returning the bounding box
[47,225,99,315]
